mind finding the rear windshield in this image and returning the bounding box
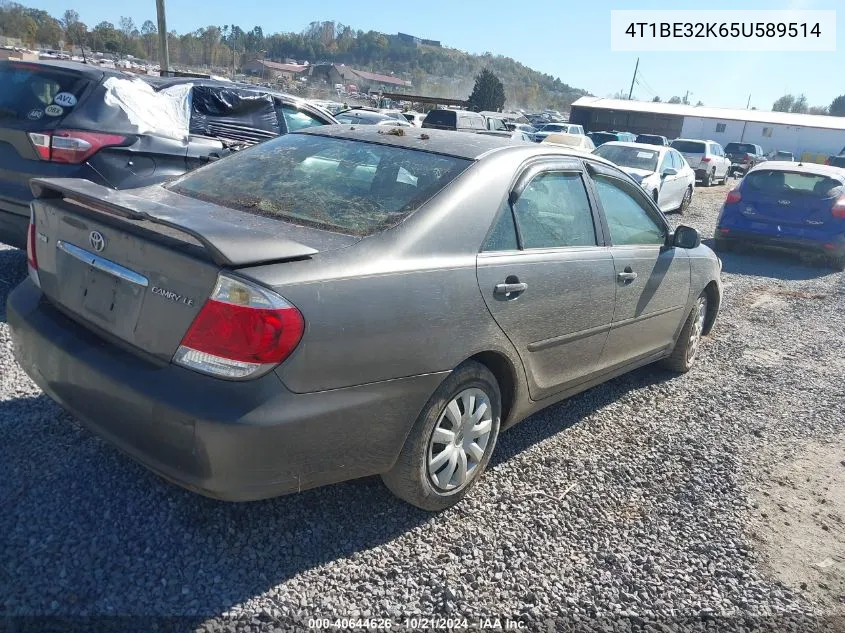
[589,133,617,145]
[335,111,386,125]
[636,135,663,144]
[745,170,843,198]
[423,110,456,126]
[0,64,90,125]
[725,143,756,154]
[167,133,471,236]
[594,145,659,172]
[670,140,706,153]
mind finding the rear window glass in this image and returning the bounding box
[725,143,756,154]
[167,133,471,236]
[589,133,617,145]
[670,140,706,153]
[423,110,456,126]
[745,170,843,197]
[0,64,90,124]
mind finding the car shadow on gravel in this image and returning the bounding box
[0,247,26,323]
[701,238,834,281]
[2,360,677,626]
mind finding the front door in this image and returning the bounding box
[589,168,691,369]
[476,164,617,401]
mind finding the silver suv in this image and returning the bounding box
[670,139,731,186]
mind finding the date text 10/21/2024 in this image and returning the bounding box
[307,617,527,630]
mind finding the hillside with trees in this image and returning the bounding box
[0,3,588,110]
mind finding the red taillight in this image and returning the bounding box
[719,228,731,234]
[832,195,845,219]
[173,274,304,379]
[27,211,41,288]
[725,189,742,204]
[744,153,753,163]
[701,156,711,163]
[825,158,831,166]
[27,130,126,164]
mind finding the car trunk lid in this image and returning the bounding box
[739,169,845,226]
[29,178,342,362]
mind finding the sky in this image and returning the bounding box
[25,0,844,111]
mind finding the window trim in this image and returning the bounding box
[507,160,606,251]
[584,160,670,249]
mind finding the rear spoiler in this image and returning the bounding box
[30,178,318,267]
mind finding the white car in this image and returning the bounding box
[593,141,695,214]
[669,139,731,187]
[402,111,427,127]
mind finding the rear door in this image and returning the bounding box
[587,164,691,369]
[0,62,99,217]
[740,168,845,229]
[476,159,617,400]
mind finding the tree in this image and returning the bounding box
[790,94,808,113]
[808,105,828,115]
[695,100,704,106]
[772,94,795,112]
[668,96,682,104]
[140,19,156,59]
[61,9,78,31]
[652,96,661,102]
[829,95,845,117]
[467,69,505,112]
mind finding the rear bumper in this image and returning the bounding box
[715,228,845,258]
[7,280,447,501]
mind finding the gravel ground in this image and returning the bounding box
[1,182,844,632]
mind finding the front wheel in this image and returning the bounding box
[662,292,708,373]
[381,361,501,511]
[676,186,692,214]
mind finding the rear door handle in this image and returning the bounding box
[617,270,638,282]
[494,282,528,296]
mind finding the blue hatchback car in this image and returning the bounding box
[715,162,845,270]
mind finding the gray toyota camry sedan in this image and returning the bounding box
[8,126,722,510]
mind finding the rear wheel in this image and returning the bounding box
[702,169,713,187]
[721,167,730,184]
[662,292,708,373]
[830,255,845,272]
[713,238,733,253]
[381,361,501,511]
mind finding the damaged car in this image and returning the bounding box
[0,60,336,248]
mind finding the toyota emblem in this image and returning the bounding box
[89,230,106,252]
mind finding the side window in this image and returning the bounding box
[482,207,519,251]
[672,150,684,168]
[512,171,597,249]
[593,175,666,246]
[658,152,671,173]
[281,105,326,132]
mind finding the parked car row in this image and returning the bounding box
[0,60,338,248]
[3,65,723,508]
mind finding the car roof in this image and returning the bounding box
[1,59,115,80]
[673,138,713,144]
[747,161,845,179]
[296,125,620,163]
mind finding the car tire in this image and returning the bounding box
[721,167,730,185]
[830,255,845,272]
[381,361,501,511]
[702,170,712,187]
[662,292,708,373]
[676,186,692,214]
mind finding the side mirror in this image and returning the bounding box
[661,167,678,177]
[672,225,701,249]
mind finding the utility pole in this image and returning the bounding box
[156,0,170,76]
[627,57,639,100]
[684,90,689,105]
[746,94,752,109]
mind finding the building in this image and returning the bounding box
[311,64,411,93]
[396,33,441,47]
[570,97,845,162]
[242,60,309,83]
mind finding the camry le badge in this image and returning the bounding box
[89,230,105,252]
